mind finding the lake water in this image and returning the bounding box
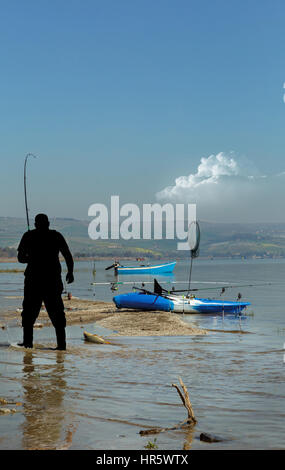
[0,258,284,450]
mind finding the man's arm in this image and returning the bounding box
[17,233,30,263]
[58,233,74,283]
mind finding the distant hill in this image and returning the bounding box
[1,216,285,259]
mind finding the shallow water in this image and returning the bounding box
[0,258,284,449]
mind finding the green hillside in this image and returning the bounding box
[1,217,285,259]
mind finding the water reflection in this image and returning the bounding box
[182,426,196,450]
[21,351,70,450]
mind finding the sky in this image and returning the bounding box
[0,0,285,223]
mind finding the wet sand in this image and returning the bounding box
[1,297,206,337]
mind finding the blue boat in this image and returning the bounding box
[107,261,176,275]
[113,291,250,314]
[114,292,172,311]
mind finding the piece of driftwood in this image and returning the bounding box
[172,377,197,424]
[139,377,197,436]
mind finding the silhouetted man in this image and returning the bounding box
[17,214,74,350]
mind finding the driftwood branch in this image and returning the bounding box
[139,418,190,436]
[172,377,197,424]
[139,377,197,436]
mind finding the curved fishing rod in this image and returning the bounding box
[24,153,37,230]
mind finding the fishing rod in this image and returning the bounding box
[24,153,37,230]
[91,280,158,286]
[90,279,248,286]
[187,221,200,295]
[90,279,273,289]
[132,279,273,296]
[152,281,273,294]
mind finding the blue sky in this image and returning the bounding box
[1,0,285,222]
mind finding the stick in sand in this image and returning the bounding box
[139,377,197,436]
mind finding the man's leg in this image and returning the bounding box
[20,282,42,348]
[44,286,66,350]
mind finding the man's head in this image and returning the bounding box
[34,213,50,230]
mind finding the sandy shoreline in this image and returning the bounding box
[0,297,207,337]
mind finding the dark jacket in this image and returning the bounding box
[18,229,74,281]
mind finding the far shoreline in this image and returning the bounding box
[1,255,284,264]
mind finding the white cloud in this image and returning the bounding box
[156,152,285,222]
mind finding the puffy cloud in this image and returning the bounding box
[156,152,285,222]
[157,152,241,199]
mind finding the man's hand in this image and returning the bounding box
[66,272,74,284]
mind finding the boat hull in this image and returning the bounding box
[116,261,176,275]
[168,296,250,314]
[113,292,173,311]
[113,292,250,314]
